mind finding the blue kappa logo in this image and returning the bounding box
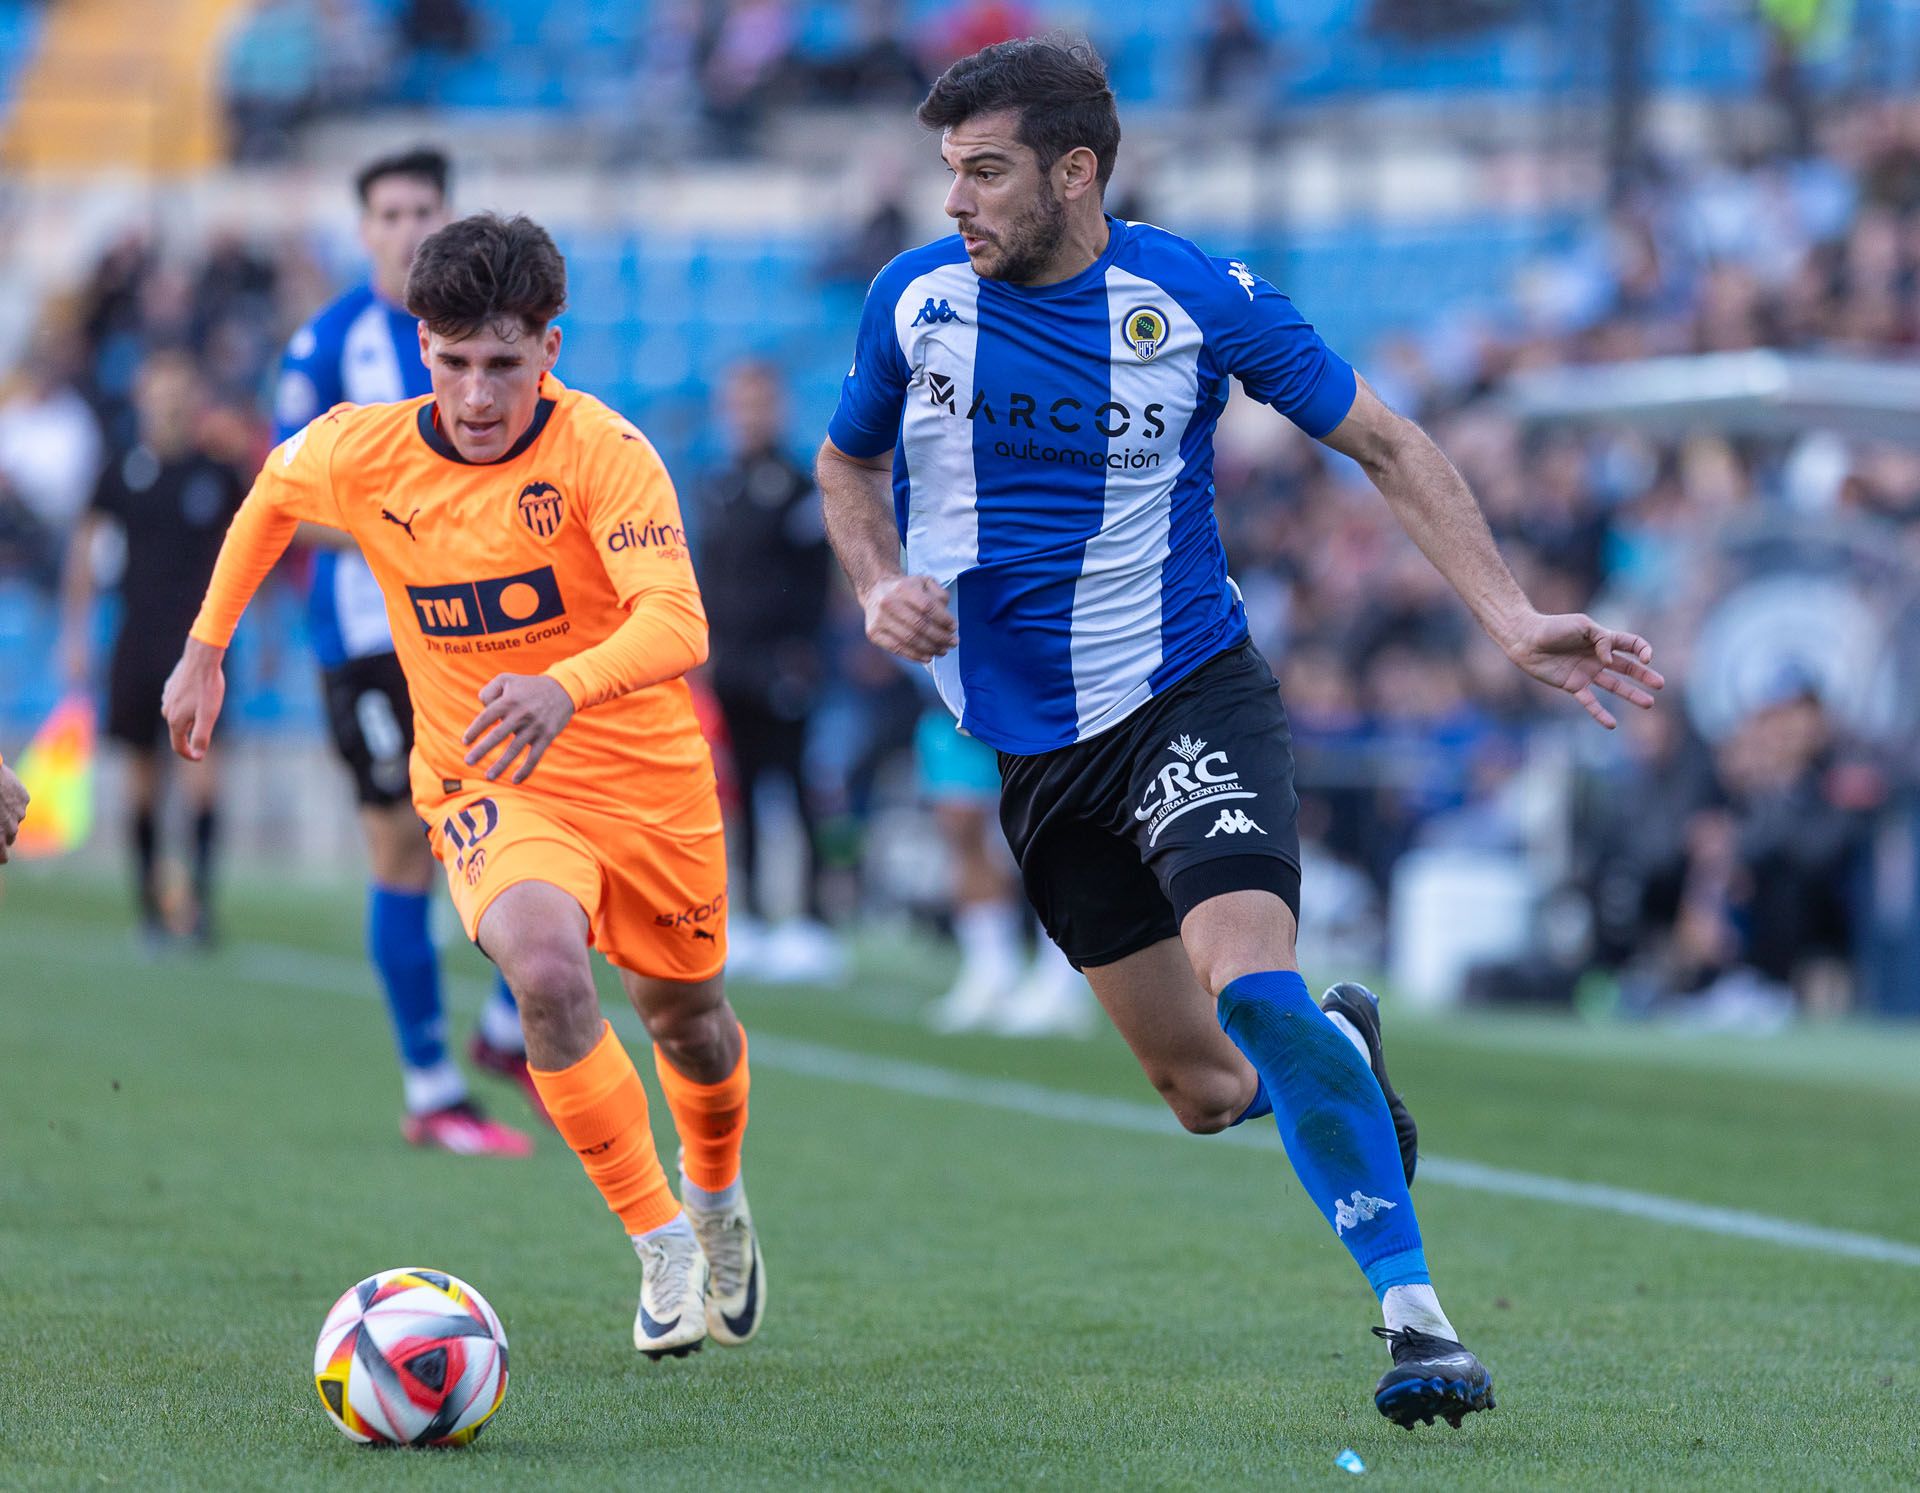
[910,297,963,326]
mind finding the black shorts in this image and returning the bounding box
[105,631,178,748]
[322,653,415,807]
[997,640,1301,970]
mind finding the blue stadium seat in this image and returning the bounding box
[365,0,1809,110]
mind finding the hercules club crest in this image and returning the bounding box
[517,480,565,538]
[1123,305,1168,361]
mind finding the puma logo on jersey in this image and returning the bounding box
[382,507,420,541]
[1205,809,1264,837]
[1333,1191,1396,1235]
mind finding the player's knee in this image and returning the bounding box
[1151,1068,1248,1135]
[1191,944,1299,1003]
[642,995,732,1064]
[497,942,592,1017]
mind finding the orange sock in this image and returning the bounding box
[652,1028,750,1193]
[529,1022,680,1236]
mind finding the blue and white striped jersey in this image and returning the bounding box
[828,217,1357,756]
[273,283,430,667]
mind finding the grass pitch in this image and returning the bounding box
[2,865,1917,1490]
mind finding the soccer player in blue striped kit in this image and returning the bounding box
[817,37,1665,1426]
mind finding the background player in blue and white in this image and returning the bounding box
[817,37,1666,1428]
[275,148,533,1158]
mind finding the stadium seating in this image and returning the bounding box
[0,0,39,113]
[364,0,1825,112]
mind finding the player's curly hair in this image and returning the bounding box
[405,213,568,340]
[917,34,1120,192]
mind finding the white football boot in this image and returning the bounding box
[632,1219,709,1359]
[993,938,1099,1038]
[684,1178,766,1346]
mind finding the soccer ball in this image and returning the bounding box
[312,1267,508,1447]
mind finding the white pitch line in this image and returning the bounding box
[17,925,1920,1269]
[744,1033,1920,1271]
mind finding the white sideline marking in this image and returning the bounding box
[744,1033,1920,1270]
[19,926,1920,1269]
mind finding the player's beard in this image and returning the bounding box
[973,185,1068,284]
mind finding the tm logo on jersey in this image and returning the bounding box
[1135,734,1260,847]
[1333,1190,1397,1236]
[407,566,568,650]
[911,297,964,326]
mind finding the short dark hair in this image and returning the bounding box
[355,147,450,207]
[405,213,568,340]
[917,35,1120,191]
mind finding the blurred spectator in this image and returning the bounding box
[1601,677,1880,1016]
[696,362,840,970]
[1368,0,1528,43]
[0,322,103,590]
[811,0,928,104]
[401,0,476,55]
[58,353,245,948]
[192,234,284,407]
[224,0,325,162]
[817,191,911,285]
[925,0,1038,68]
[700,0,800,153]
[1194,0,1272,107]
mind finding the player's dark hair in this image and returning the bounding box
[917,35,1120,192]
[355,146,450,207]
[405,213,568,340]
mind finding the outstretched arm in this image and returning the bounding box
[166,421,345,760]
[1318,376,1664,729]
[816,437,955,663]
[162,497,304,759]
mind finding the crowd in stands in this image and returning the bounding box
[0,232,313,595]
[224,0,1049,161]
[1214,100,1920,1012]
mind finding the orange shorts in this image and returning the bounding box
[423,781,727,983]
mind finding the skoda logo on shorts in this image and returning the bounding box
[517,480,565,539]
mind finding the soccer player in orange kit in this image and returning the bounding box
[161,213,762,1359]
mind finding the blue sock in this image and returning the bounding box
[367,886,448,1071]
[1218,970,1429,1295]
[1230,1072,1272,1125]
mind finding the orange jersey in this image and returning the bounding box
[191,376,714,822]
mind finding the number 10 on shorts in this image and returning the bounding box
[441,797,500,883]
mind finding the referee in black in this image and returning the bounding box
[696,360,835,930]
[60,349,244,946]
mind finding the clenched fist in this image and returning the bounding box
[862,573,957,664]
